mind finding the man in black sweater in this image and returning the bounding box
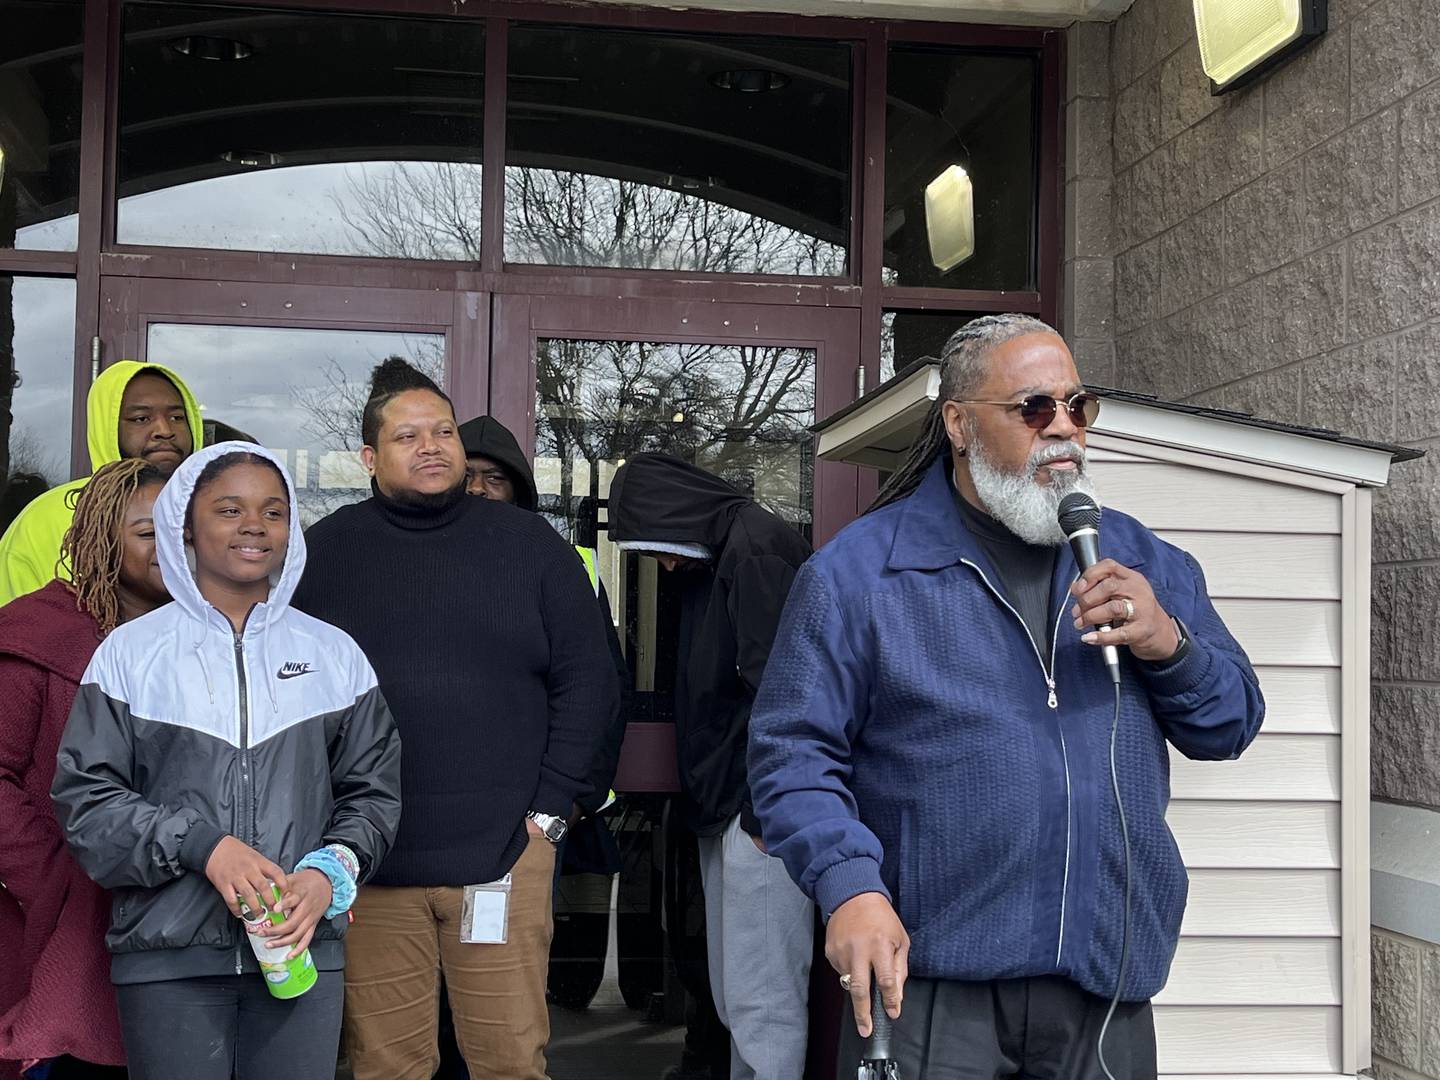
[292,359,618,1080]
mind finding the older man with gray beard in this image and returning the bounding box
[747,314,1265,1079]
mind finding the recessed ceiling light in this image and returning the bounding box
[708,69,789,93]
[221,150,282,168]
[169,35,254,61]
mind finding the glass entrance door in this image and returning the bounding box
[490,294,858,1080]
[98,277,486,522]
[490,293,861,793]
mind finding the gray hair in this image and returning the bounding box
[868,313,1061,513]
[938,313,1059,402]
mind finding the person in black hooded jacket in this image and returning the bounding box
[458,415,629,817]
[607,453,814,1080]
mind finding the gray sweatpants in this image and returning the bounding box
[696,814,815,1080]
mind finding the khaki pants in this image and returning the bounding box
[342,834,556,1080]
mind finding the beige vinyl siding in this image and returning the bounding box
[1093,463,1342,534]
[1180,870,1340,936]
[1154,1007,1341,1073]
[1247,668,1340,733]
[1155,938,1340,1005]
[1156,532,1342,600]
[1091,447,1356,1076]
[1169,734,1338,801]
[1168,802,1339,868]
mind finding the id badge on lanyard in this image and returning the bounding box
[460,875,512,944]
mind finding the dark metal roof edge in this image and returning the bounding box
[813,358,1425,465]
[1088,385,1426,464]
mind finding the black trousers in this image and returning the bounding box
[37,1058,127,1079]
[115,973,343,1080]
[836,976,1157,1080]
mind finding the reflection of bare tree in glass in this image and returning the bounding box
[507,169,843,275]
[7,429,62,488]
[333,162,844,276]
[294,342,447,454]
[333,163,485,262]
[536,338,814,528]
[290,341,447,524]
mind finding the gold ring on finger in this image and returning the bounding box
[1121,598,1136,622]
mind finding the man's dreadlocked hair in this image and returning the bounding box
[868,313,1059,513]
[60,458,167,636]
[361,356,454,447]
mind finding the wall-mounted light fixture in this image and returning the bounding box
[1193,0,1327,94]
[924,164,974,273]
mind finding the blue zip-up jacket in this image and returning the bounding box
[747,457,1264,1001]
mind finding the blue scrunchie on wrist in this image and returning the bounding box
[295,844,359,919]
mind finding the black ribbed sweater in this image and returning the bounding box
[292,485,618,886]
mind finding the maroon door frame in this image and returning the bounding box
[97,276,490,420]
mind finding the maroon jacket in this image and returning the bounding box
[0,580,125,1067]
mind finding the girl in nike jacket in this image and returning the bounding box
[53,443,403,1080]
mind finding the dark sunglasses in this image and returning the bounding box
[954,391,1101,431]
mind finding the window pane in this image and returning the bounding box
[535,337,814,716]
[117,5,484,258]
[2,0,84,252]
[884,47,1038,292]
[535,339,815,541]
[880,309,988,382]
[2,276,76,528]
[145,323,446,525]
[506,27,850,276]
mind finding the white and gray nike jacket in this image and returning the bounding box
[52,442,402,984]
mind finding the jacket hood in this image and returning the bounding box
[607,453,751,549]
[458,415,538,512]
[152,442,306,628]
[88,361,204,472]
[0,578,101,682]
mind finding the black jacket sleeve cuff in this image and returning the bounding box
[178,818,227,873]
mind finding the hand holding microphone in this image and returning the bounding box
[1057,493,1181,671]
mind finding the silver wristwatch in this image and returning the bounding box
[526,811,568,844]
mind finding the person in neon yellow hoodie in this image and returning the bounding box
[0,361,202,607]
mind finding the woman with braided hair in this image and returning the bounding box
[0,458,171,1080]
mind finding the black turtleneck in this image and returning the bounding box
[291,482,619,886]
[954,488,1059,656]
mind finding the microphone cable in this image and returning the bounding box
[1096,679,1131,1080]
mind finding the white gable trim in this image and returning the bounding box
[814,363,1400,490]
[1092,398,1395,490]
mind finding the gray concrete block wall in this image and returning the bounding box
[1064,0,1440,1073]
[1062,18,1117,386]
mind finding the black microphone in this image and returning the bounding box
[1057,492,1121,686]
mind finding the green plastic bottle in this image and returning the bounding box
[239,883,318,999]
